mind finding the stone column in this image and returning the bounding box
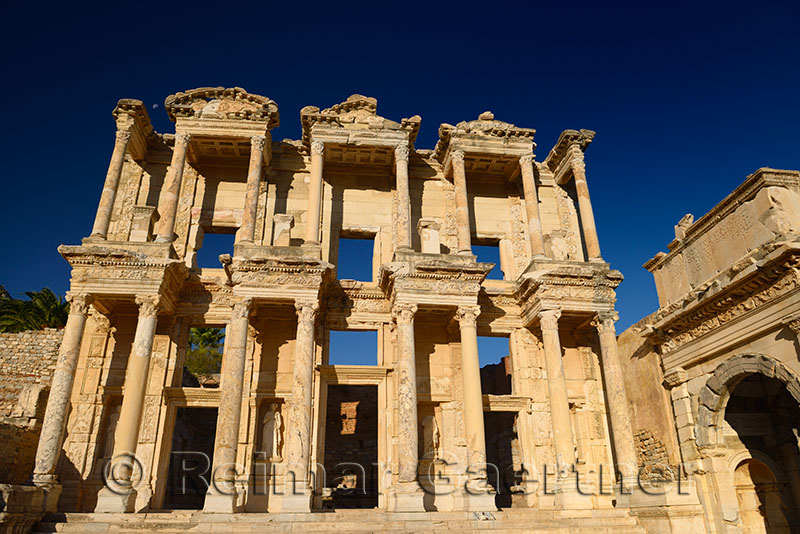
[569,149,601,260]
[239,135,266,244]
[395,145,412,251]
[304,141,324,245]
[155,132,191,243]
[539,309,576,471]
[204,298,252,513]
[594,312,638,480]
[95,295,160,513]
[451,150,472,255]
[390,303,425,510]
[519,154,546,257]
[33,293,92,496]
[456,305,495,511]
[282,299,318,512]
[394,303,419,482]
[90,128,132,239]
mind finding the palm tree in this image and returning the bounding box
[184,327,226,380]
[0,288,70,333]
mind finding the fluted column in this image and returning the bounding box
[451,150,472,255]
[519,154,546,257]
[239,135,266,244]
[394,303,419,482]
[204,297,252,513]
[33,293,92,492]
[594,312,637,480]
[539,309,576,472]
[304,141,324,245]
[395,145,412,251]
[95,295,160,513]
[283,299,318,512]
[155,132,191,243]
[569,149,601,260]
[90,128,132,239]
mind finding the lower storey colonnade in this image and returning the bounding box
[32,293,636,515]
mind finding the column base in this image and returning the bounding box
[461,480,497,512]
[94,485,136,513]
[554,475,593,510]
[387,482,426,512]
[279,485,312,513]
[203,485,239,514]
[32,475,62,513]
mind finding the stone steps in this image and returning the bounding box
[33,509,646,534]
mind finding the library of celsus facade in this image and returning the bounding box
[32,85,800,533]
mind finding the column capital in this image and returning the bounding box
[568,146,586,174]
[394,144,410,162]
[662,367,688,389]
[392,302,418,324]
[310,140,324,156]
[455,305,481,326]
[592,311,619,332]
[295,299,319,320]
[66,293,93,315]
[538,308,561,331]
[135,295,161,318]
[175,131,192,146]
[450,149,465,164]
[519,153,535,166]
[115,128,132,144]
[250,135,266,152]
[232,298,253,319]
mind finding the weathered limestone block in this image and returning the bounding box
[272,214,294,246]
[416,217,441,254]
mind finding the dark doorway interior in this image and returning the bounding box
[484,411,523,509]
[322,385,378,509]
[163,407,218,509]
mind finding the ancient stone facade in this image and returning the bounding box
[620,168,800,533]
[10,86,745,533]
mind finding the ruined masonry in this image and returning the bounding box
[1,86,797,534]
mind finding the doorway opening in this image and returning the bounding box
[484,411,524,509]
[322,385,378,509]
[723,373,799,531]
[163,407,218,509]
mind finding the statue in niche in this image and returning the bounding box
[422,415,441,460]
[261,403,283,461]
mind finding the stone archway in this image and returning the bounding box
[696,354,800,449]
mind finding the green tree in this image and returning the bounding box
[184,327,225,380]
[0,288,69,333]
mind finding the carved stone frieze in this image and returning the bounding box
[655,251,800,353]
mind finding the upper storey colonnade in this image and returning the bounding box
[84,89,602,271]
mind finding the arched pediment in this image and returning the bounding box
[164,87,279,128]
[300,94,420,147]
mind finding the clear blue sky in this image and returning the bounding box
[1,2,797,334]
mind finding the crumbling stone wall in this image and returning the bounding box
[635,429,675,481]
[0,329,62,483]
[0,328,62,417]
